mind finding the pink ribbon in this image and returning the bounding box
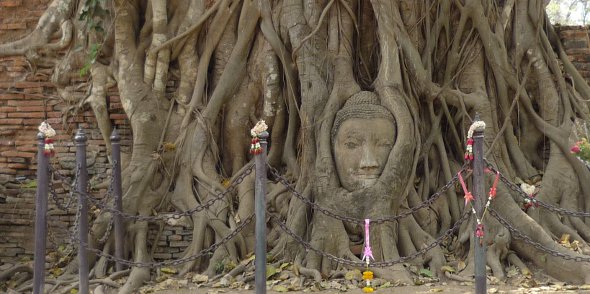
[362,219,374,264]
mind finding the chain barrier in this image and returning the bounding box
[489,208,590,262]
[268,163,469,225]
[71,214,254,267]
[96,219,114,244]
[270,211,471,267]
[73,163,254,222]
[484,160,590,218]
[48,164,80,211]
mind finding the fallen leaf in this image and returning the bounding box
[344,269,362,281]
[273,285,289,292]
[280,262,290,270]
[560,234,571,244]
[266,265,278,278]
[161,267,177,274]
[419,268,433,277]
[192,274,209,283]
[441,265,455,273]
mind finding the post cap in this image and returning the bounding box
[110,128,120,142]
[74,128,87,143]
[37,132,45,141]
[258,131,269,140]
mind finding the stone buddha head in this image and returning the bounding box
[332,91,396,192]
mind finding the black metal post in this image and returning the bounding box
[254,131,269,294]
[75,129,89,294]
[472,117,487,294]
[110,128,125,271]
[33,132,48,294]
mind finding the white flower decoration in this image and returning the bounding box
[520,183,535,195]
[250,120,268,137]
[38,121,56,137]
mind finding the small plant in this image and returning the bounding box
[20,179,37,189]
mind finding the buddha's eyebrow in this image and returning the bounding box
[342,130,363,139]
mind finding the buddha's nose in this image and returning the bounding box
[359,146,379,170]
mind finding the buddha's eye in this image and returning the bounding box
[345,141,358,149]
[378,140,393,148]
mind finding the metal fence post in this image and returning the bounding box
[33,132,48,294]
[255,131,269,294]
[75,129,89,294]
[472,116,487,294]
[110,128,125,271]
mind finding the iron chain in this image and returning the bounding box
[48,165,79,211]
[96,218,114,244]
[270,211,470,267]
[484,160,590,218]
[268,163,469,225]
[489,208,590,262]
[71,214,254,267]
[75,163,254,222]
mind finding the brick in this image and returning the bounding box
[11,82,53,88]
[8,112,45,118]
[0,168,16,174]
[153,253,172,259]
[169,241,191,247]
[0,94,24,100]
[7,157,25,163]
[5,162,26,169]
[6,100,42,106]
[16,106,50,112]
[0,118,22,124]
[22,87,43,94]
[564,39,589,49]
[0,0,23,7]
[109,113,128,120]
[560,29,589,40]
[0,106,16,112]
[6,66,25,72]
[0,23,26,30]
[168,235,182,241]
[23,119,43,125]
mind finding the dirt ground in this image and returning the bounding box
[153,284,590,294]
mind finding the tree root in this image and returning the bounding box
[0,264,32,281]
[444,271,473,282]
[296,263,322,283]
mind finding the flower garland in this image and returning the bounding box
[464,121,486,161]
[249,120,268,155]
[361,219,374,293]
[458,169,499,245]
[38,121,56,157]
[520,183,538,211]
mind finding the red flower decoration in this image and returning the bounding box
[475,224,484,238]
[571,145,581,153]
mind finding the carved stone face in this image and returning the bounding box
[333,117,396,191]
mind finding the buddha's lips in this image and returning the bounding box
[355,174,379,179]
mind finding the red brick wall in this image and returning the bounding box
[0,0,195,265]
